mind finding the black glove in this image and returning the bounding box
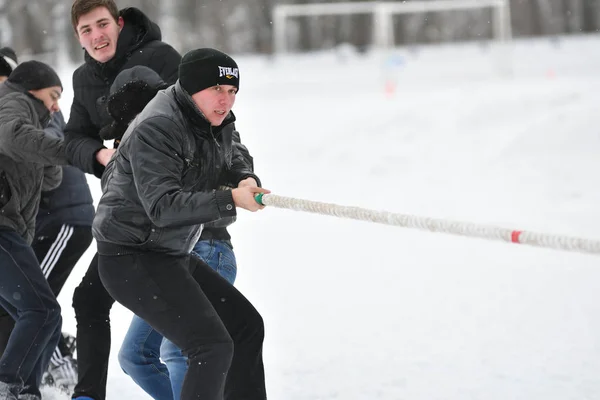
[98,121,129,141]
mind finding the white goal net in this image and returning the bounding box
[272,0,512,55]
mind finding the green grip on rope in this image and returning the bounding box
[254,193,265,206]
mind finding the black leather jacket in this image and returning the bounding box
[92,81,260,256]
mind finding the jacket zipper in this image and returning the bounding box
[209,126,221,148]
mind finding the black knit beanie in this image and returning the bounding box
[179,48,239,95]
[0,47,18,77]
[8,60,62,91]
[110,65,167,96]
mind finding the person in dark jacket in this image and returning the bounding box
[93,48,270,400]
[99,65,255,400]
[0,60,67,400]
[0,110,95,394]
[0,46,94,394]
[64,1,181,399]
[65,0,180,178]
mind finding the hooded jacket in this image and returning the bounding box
[64,7,181,178]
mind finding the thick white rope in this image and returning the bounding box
[257,194,600,255]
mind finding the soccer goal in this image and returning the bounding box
[272,0,512,54]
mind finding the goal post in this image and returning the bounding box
[272,0,512,54]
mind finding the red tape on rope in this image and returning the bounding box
[511,230,522,243]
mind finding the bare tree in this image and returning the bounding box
[583,0,600,32]
[120,0,161,22]
[254,0,279,53]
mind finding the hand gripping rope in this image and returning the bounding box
[254,193,600,255]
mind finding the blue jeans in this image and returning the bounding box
[0,229,62,399]
[118,239,237,400]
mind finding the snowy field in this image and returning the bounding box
[48,34,600,399]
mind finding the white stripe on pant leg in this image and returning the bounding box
[41,224,72,277]
[42,226,75,368]
[40,225,74,278]
[50,346,65,367]
[58,359,77,384]
[40,224,68,276]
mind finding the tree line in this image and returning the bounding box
[0,0,597,65]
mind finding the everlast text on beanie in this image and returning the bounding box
[178,48,239,95]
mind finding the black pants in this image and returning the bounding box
[0,224,92,360]
[71,253,115,400]
[98,251,267,400]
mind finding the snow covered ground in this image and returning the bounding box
[48,34,600,399]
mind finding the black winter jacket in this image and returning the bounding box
[64,7,181,178]
[93,82,260,256]
[0,82,69,243]
[36,111,95,235]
